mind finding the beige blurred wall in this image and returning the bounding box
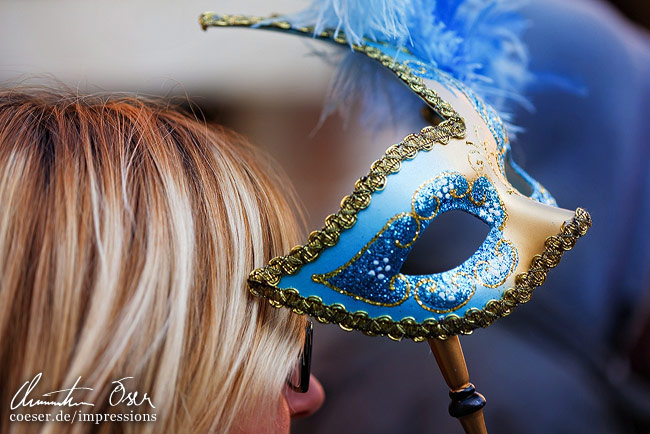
[0,0,338,105]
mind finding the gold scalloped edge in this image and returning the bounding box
[249,208,591,341]
[199,12,465,129]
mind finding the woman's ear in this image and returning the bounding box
[284,375,325,419]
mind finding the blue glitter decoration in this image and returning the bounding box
[312,172,519,312]
[312,213,417,306]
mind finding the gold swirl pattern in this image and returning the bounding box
[414,272,476,314]
[473,239,518,289]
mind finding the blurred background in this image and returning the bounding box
[2,1,649,433]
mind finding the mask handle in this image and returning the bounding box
[429,336,488,434]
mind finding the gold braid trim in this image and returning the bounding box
[200,13,592,341]
[199,13,465,131]
[247,121,456,278]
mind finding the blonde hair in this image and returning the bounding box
[0,89,305,433]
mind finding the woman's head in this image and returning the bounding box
[0,88,323,433]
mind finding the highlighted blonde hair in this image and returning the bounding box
[0,89,305,433]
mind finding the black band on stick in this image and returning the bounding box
[448,383,487,418]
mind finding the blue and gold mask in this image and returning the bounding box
[200,12,591,342]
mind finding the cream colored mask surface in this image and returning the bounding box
[201,14,591,341]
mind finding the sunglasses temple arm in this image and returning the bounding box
[428,336,488,434]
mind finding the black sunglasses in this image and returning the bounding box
[287,319,313,393]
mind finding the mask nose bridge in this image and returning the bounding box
[502,193,576,256]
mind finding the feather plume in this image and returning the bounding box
[284,0,535,131]
[317,51,426,133]
[285,0,410,47]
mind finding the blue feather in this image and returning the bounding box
[285,0,410,47]
[405,0,534,118]
[284,0,535,131]
[317,51,426,133]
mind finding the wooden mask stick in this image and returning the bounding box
[429,336,487,434]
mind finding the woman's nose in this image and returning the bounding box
[285,374,325,419]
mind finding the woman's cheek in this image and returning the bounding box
[232,397,290,434]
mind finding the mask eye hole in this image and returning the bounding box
[400,210,490,275]
[504,156,534,197]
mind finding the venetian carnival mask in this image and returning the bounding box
[199,12,591,342]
